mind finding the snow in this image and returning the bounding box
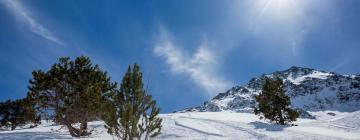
[183,67,359,114]
[289,82,360,112]
[1,112,359,140]
[174,117,223,136]
[162,67,360,139]
[287,71,333,85]
[0,121,113,140]
[331,110,360,130]
[159,112,360,140]
[212,97,234,109]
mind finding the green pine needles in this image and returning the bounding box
[0,98,39,130]
[254,77,299,125]
[14,56,162,140]
[24,56,162,138]
[28,56,116,137]
[103,64,162,140]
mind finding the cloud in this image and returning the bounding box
[291,29,308,56]
[2,0,65,46]
[153,27,232,97]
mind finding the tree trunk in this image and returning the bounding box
[79,121,91,136]
[279,111,285,125]
[64,121,80,137]
[61,117,91,137]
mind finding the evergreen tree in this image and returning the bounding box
[28,56,116,137]
[254,77,299,125]
[0,98,39,130]
[104,64,162,140]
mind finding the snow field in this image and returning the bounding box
[0,111,359,140]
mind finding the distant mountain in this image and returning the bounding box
[179,66,360,114]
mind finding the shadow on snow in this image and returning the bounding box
[0,132,71,140]
[249,121,288,131]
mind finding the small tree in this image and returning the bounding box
[28,56,116,137]
[104,64,162,140]
[254,77,299,125]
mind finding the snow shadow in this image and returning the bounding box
[0,132,71,139]
[158,134,184,139]
[249,121,288,131]
[174,121,223,137]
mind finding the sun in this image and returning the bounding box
[255,0,302,22]
[268,0,296,14]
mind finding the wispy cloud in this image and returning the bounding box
[291,29,308,56]
[2,0,65,46]
[153,27,232,97]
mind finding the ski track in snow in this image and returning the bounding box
[178,116,270,139]
[174,121,223,137]
[158,112,360,140]
[170,117,338,140]
[0,112,360,140]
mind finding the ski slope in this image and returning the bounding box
[158,112,360,140]
[0,111,359,140]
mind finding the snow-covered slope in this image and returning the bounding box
[0,121,112,140]
[180,66,360,113]
[1,111,360,140]
[158,111,360,140]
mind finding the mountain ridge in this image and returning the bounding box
[179,66,360,114]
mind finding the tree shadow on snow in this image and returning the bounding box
[249,121,288,131]
[0,132,71,140]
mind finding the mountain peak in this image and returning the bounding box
[287,66,314,72]
[275,66,315,77]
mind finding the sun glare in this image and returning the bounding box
[256,0,303,22]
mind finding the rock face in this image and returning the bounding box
[180,66,360,113]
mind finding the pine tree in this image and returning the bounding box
[254,77,299,125]
[0,98,39,130]
[28,56,116,137]
[104,64,162,140]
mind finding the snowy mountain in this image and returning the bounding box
[180,66,360,113]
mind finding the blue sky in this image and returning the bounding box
[0,0,359,113]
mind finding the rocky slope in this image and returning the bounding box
[180,66,360,114]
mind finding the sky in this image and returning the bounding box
[0,0,359,113]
